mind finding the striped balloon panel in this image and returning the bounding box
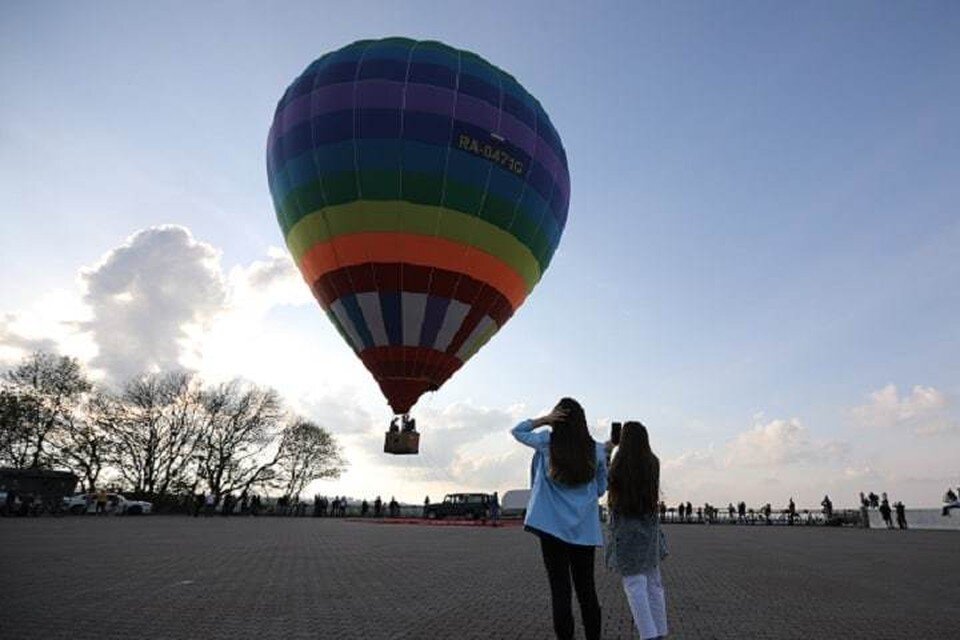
[267,37,569,414]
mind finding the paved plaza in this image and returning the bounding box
[1,517,956,639]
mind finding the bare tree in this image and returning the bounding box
[49,393,111,491]
[198,380,285,500]
[274,419,345,499]
[2,352,91,468]
[104,371,205,495]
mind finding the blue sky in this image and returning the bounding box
[2,2,958,506]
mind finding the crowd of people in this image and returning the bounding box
[858,491,909,529]
[185,491,410,518]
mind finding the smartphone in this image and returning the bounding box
[611,422,622,446]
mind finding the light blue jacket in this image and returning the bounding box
[512,419,607,546]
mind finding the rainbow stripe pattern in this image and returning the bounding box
[267,38,569,414]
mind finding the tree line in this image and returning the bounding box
[0,352,345,503]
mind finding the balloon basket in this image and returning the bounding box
[384,431,420,455]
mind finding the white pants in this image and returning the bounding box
[623,567,668,639]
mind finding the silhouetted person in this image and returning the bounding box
[490,491,500,525]
[762,503,772,525]
[787,498,796,525]
[361,499,369,517]
[737,501,746,523]
[879,497,894,529]
[659,501,667,521]
[389,417,399,433]
[240,491,249,515]
[894,501,907,529]
[423,495,430,518]
[942,488,960,516]
[374,496,382,518]
[728,503,735,521]
[402,415,416,433]
[821,495,833,520]
[685,502,692,523]
[868,492,880,509]
[193,490,204,517]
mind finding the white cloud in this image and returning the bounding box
[724,417,847,467]
[79,225,227,383]
[851,384,954,435]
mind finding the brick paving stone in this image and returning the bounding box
[0,517,956,639]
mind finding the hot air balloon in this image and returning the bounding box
[266,38,569,454]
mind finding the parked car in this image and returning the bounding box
[424,493,492,520]
[63,492,153,515]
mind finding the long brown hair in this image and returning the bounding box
[548,398,597,486]
[608,421,660,517]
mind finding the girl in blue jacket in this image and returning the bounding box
[512,397,607,640]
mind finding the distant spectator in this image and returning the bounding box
[423,495,430,518]
[676,502,684,523]
[389,496,399,518]
[95,488,108,515]
[685,502,692,523]
[490,492,500,525]
[737,501,746,523]
[787,498,796,526]
[221,493,232,517]
[879,496,894,529]
[868,492,880,509]
[762,503,772,525]
[204,492,216,517]
[821,495,833,520]
[361,499,369,517]
[658,501,667,521]
[374,496,382,518]
[894,501,908,529]
[942,488,960,516]
[728,503,735,521]
[240,491,249,516]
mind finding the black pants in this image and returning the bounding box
[538,533,601,640]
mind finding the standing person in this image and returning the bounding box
[737,501,747,524]
[489,491,501,526]
[895,501,908,529]
[95,488,108,515]
[374,496,382,518]
[605,422,668,640]
[787,498,796,526]
[821,495,833,521]
[423,495,430,518]
[511,398,607,640]
[204,492,215,517]
[879,496,894,529]
[361,499,369,517]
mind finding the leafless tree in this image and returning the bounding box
[104,371,205,495]
[48,392,112,491]
[274,419,345,499]
[198,380,285,500]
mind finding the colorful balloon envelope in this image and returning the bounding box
[267,37,569,416]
